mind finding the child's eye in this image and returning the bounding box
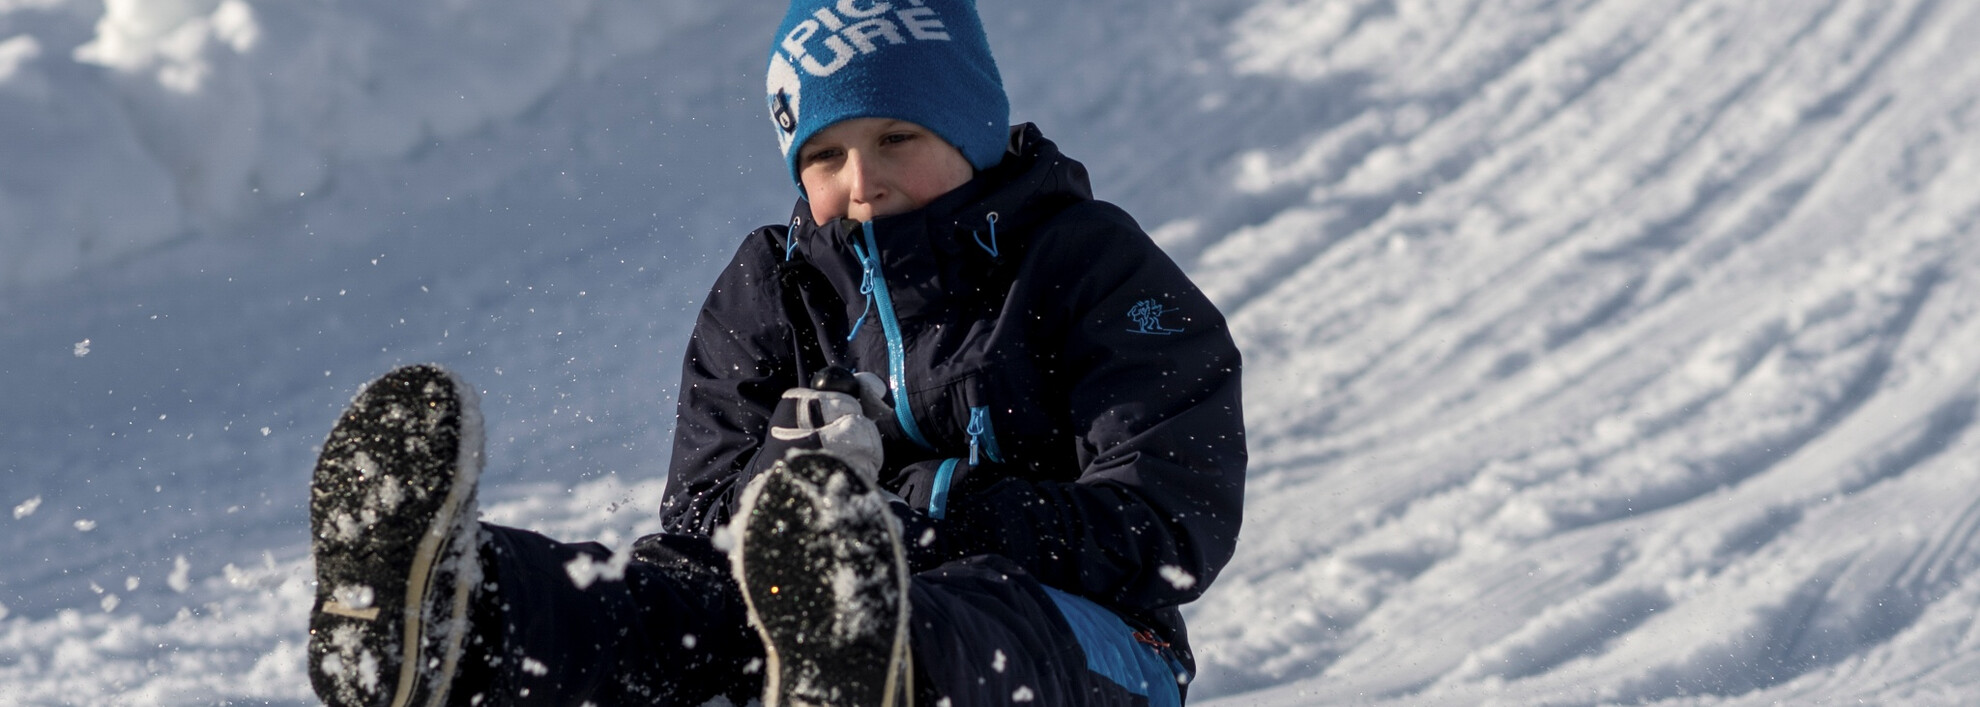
[880,132,916,146]
[801,147,844,165]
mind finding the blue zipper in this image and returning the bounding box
[860,222,933,450]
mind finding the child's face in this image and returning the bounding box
[798,118,975,224]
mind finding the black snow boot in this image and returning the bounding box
[733,451,914,707]
[308,364,485,707]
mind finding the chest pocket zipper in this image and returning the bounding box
[929,405,1003,520]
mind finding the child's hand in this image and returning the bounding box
[809,366,893,422]
[850,370,892,421]
[766,386,884,482]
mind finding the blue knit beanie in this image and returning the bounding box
[767,0,1010,193]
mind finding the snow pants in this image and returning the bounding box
[455,523,1189,706]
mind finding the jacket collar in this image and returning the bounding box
[785,124,1089,254]
[781,123,1093,315]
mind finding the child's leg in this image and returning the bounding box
[306,365,761,707]
[464,526,764,706]
[909,557,1189,707]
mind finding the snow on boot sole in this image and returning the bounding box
[308,364,484,707]
[733,451,912,707]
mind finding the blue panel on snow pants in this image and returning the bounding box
[1041,586,1188,707]
[908,555,1187,707]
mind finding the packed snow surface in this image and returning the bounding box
[5,0,1980,704]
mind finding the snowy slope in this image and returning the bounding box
[5,0,1980,705]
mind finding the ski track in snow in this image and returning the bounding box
[4,0,1980,704]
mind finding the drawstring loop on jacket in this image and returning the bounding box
[784,215,802,261]
[973,212,1001,259]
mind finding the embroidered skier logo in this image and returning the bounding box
[1127,299,1184,335]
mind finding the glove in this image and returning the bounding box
[813,366,893,423]
[851,370,892,422]
[762,384,884,482]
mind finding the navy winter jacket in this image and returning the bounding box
[661,124,1245,666]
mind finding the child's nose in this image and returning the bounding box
[846,151,885,202]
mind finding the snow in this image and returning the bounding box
[562,548,629,591]
[4,0,1980,704]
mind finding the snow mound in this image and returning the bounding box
[0,0,713,287]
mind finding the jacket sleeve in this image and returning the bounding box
[659,229,797,536]
[941,202,1247,612]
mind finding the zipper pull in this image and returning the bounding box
[967,407,988,466]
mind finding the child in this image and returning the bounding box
[304,1,1245,705]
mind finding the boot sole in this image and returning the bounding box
[308,365,484,707]
[733,451,912,707]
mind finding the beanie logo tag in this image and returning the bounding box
[773,89,798,134]
[767,54,804,155]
